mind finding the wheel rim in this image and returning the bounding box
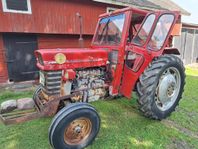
[155,67,181,111]
[64,117,92,145]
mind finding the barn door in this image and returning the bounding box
[3,34,39,82]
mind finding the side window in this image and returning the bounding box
[125,51,144,72]
[132,14,156,45]
[126,51,136,69]
[107,7,117,13]
[148,14,175,50]
[2,0,32,14]
[128,13,145,42]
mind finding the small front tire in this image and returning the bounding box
[49,103,100,149]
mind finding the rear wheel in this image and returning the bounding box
[49,103,100,149]
[137,55,185,120]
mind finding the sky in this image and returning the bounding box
[172,0,198,24]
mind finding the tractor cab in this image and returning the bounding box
[91,7,181,97]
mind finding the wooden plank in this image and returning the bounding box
[174,29,187,62]
[193,31,198,63]
[2,109,36,117]
[38,34,93,49]
[0,34,8,81]
[184,29,194,64]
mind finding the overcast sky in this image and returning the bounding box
[172,0,198,24]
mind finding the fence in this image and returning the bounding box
[174,27,198,65]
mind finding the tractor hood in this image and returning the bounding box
[35,48,109,71]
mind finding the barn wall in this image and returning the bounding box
[0,33,93,83]
[0,34,8,83]
[38,34,93,49]
[0,0,121,35]
[0,0,122,83]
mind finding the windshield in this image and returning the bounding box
[93,14,125,46]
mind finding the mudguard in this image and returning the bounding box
[163,48,180,55]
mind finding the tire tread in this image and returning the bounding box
[137,55,186,120]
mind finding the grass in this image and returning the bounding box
[0,67,198,149]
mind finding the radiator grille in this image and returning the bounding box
[40,71,62,95]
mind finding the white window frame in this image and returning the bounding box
[2,0,32,14]
[106,7,117,13]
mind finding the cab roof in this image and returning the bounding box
[99,7,150,18]
[99,7,180,18]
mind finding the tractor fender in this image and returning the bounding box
[163,48,180,55]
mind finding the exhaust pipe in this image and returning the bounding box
[76,12,84,48]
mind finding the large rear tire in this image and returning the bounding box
[49,103,100,149]
[137,55,185,120]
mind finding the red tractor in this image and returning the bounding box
[0,7,185,149]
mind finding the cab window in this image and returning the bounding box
[94,14,126,45]
[148,14,175,50]
[128,13,145,42]
[132,14,156,46]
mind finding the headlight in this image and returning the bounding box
[55,53,66,64]
[39,71,45,86]
[38,54,44,65]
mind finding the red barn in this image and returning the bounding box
[0,0,189,83]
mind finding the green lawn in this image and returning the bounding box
[0,67,198,149]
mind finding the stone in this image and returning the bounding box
[0,100,17,114]
[17,98,35,110]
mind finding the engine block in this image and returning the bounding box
[72,68,107,102]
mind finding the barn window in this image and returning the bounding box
[2,0,32,14]
[107,7,117,13]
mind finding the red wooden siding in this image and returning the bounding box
[0,34,93,83]
[0,0,122,83]
[0,0,121,35]
[38,35,93,49]
[0,35,8,83]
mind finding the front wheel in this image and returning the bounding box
[137,55,185,120]
[49,103,100,149]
